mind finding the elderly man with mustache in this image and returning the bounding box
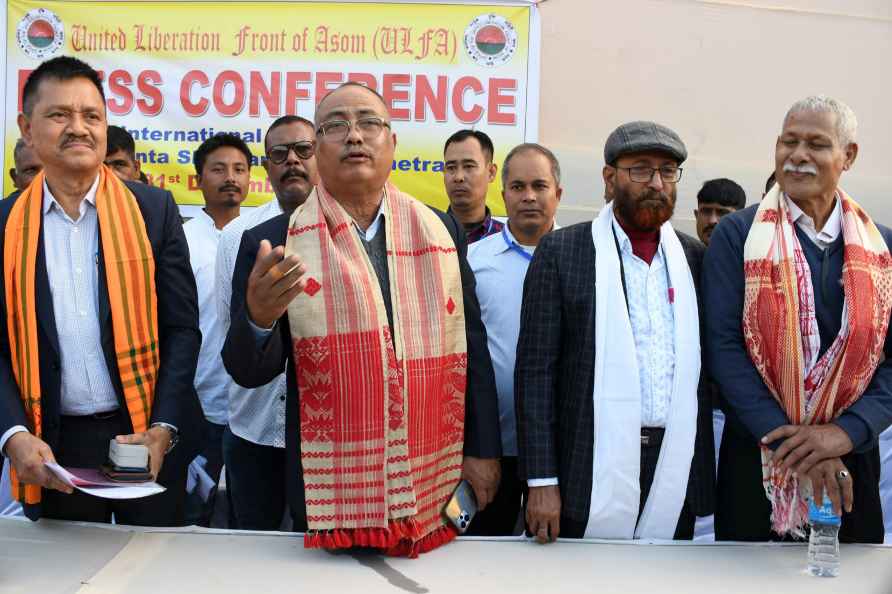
[516,122,715,543]
[182,133,252,526]
[704,96,892,543]
[222,82,501,556]
[214,115,319,530]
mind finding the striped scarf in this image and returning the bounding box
[4,166,159,505]
[285,182,467,558]
[742,185,892,536]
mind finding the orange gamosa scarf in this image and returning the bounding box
[4,166,159,504]
[286,183,467,557]
[742,185,892,536]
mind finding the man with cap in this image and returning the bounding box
[516,121,714,542]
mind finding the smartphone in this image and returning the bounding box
[443,479,478,533]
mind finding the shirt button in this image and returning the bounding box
[73,228,79,233]
[80,310,87,316]
[76,268,82,274]
[279,395,286,401]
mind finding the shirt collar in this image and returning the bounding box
[498,220,554,255]
[354,194,386,242]
[785,193,842,243]
[448,205,494,232]
[196,208,224,234]
[610,212,664,264]
[42,175,100,217]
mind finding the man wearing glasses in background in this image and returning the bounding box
[517,121,714,542]
[214,115,319,530]
[222,82,501,556]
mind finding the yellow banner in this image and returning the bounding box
[5,1,538,214]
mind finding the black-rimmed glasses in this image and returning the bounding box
[266,141,315,164]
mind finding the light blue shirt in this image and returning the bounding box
[43,177,121,416]
[467,224,536,457]
[612,220,676,428]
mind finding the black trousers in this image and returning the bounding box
[715,421,884,543]
[550,428,695,540]
[466,456,522,536]
[222,427,291,531]
[42,412,187,526]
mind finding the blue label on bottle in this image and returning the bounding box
[808,498,841,526]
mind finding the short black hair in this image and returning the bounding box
[444,129,494,163]
[13,138,28,163]
[106,125,136,159]
[502,143,562,187]
[697,178,746,210]
[765,171,776,195]
[193,133,253,177]
[22,56,105,116]
[264,115,315,150]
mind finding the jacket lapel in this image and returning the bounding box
[35,227,60,358]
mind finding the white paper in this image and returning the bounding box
[45,462,166,500]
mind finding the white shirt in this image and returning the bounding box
[216,199,288,447]
[467,224,536,457]
[786,194,842,250]
[183,210,231,425]
[612,220,676,428]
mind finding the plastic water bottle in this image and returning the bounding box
[807,498,840,577]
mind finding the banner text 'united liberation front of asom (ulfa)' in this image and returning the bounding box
[6,1,538,211]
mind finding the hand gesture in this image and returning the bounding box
[246,240,308,329]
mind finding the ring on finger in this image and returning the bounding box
[267,267,283,282]
[836,469,850,481]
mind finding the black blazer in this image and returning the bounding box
[222,206,502,529]
[0,181,203,518]
[515,221,715,524]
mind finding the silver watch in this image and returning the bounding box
[150,423,179,454]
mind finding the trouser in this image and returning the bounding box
[466,456,523,536]
[222,427,290,530]
[715,421,883,543]
[42,411,187,526]
[544,427,695,540]
[183,419,227,527]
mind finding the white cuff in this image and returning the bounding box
[0,426,29,455]
[527,477,559,487]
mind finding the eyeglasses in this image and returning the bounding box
[316,116,391,142]
[616,166,683,184]
[266,141,315,165]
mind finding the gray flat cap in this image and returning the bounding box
[604,121,687,165]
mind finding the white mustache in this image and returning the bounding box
[783,161,818,176]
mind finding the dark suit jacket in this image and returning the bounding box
[704,205,892,450]
[0,180,203,519]
[515,221,716,524]
[222,206,502,529]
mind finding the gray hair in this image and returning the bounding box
[501,143,562,187]
[784,95,858,146]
